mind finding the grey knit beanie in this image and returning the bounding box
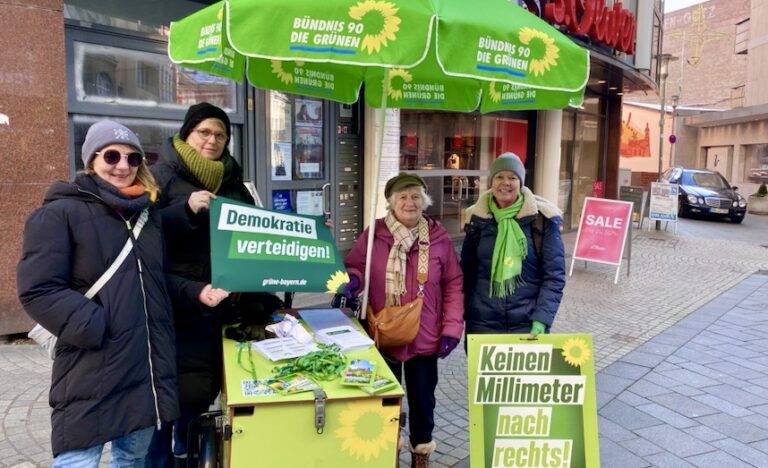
[490,152,526,184]
[81,120,144,168]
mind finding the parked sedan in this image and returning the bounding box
[662,167,747,223]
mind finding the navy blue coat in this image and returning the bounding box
[461,188,566,334]
[17,174,187,456]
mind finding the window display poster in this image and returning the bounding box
[295,98,322,127]
[572,198,633,266]
[468,334,600,468]
[271,190,292,213]
[294,127,323,179]
[271,141,292,181]
[270,92,292,142]
[209,197,346,293]
[648,182,679,222]
[296,190,324,216]
[494,119,528,163]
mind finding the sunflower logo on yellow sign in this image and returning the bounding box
[349,0,401,54]
[326,270,350,294]
[387,69,412,101]
[335,400,393,461]
[270,60,305,85]
[519,27,560,77]
[561,338,591,367]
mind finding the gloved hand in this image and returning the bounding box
[529,320,546,339]
[344,276,360,299]
[437,336,460,359]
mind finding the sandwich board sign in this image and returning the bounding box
[570,197,633,284]
[648,182,679,233]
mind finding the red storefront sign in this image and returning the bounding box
[522,0,636,55]
[572,197,632,266]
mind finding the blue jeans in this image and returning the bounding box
[385,354,438,447]
[52,426,154,468]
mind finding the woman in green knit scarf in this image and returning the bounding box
[460,152,566,340]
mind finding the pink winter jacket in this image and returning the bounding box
[344,216,464,362]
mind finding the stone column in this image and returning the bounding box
[534,109,563,205]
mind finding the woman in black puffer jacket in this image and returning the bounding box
[147,103,283,466]
[17,120,227,466]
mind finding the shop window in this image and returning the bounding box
[73,42,237,112]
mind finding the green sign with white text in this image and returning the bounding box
[210,197,348,293]
[468,334,600,468]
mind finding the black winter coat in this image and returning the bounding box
[17,174,184,456]
[461,187,566,334]
[151,141,256,406]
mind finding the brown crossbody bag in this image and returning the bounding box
[366,236,429,349]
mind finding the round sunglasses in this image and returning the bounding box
[96,149,144,167]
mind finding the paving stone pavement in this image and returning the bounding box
[2,219,768,467]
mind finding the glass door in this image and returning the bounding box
[265,92,332,217]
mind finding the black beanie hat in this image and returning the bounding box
[179,102,231,143]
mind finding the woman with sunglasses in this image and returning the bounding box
[17,120,229,466]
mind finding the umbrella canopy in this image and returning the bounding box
[168,0,589,110]
[168,0,590,313]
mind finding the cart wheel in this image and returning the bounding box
[187,412,221,468]
[198,417,219,468]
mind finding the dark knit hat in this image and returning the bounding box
[490,152,526,184]
[384,172,427,198]
[81,120,144,168]
[179,102,231,143]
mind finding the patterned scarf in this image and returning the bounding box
[488,192,527,298]
[173,134,225,193]
[384,212,429,306]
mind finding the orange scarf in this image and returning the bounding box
[118,181,157,202]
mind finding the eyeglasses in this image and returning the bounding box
[194,129,228,143]
[97,149,144,167]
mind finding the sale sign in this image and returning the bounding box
[572,197,633,266]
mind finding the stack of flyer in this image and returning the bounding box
[314,325,374,353]
[253,337,319,361]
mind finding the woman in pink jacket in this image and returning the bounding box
[344,172,464,468]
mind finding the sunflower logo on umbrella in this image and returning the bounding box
[334,400,394,461]
[488,82,503,103]
[519,27,560,77]
[387,69,412,101]
[349,0,402,54]
[270,60,305,84]
[561,338,591,367]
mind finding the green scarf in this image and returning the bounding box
[488,192,527,298]
[173,134,226,193]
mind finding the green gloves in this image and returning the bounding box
[530,320,546,337]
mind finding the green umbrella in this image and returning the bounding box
[168,0,589,310]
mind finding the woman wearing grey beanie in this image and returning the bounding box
[461,152,566,339]
[17,120,227,466]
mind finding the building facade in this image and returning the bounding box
[0,0,658,335]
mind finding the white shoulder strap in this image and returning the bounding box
[85,209,149,299]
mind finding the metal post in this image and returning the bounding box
[669,95,679,167]
[655,54,677,230]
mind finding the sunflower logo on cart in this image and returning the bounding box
[335,400,393,461]
[561,338,591,367]
[519,27,560,77]
[326,270,350,294]
[349,1,402,54]
[387,69,412,101]
[270,60,304,85]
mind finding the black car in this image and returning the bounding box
[662,167,747,223]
